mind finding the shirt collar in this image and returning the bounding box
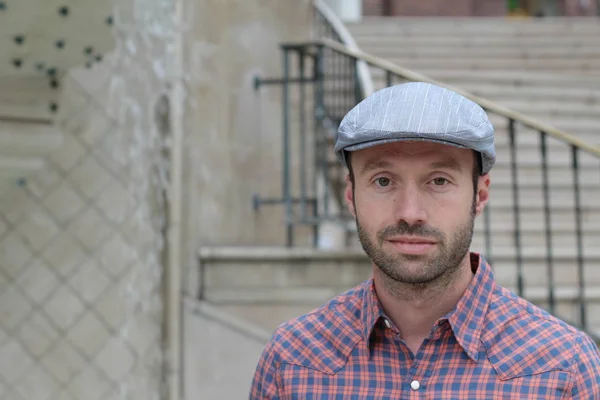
[446,253,495,362]
[361,277,386,347]
[361,252,496,362]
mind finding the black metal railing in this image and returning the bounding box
[253,39,600,342]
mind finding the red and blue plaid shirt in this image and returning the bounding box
[250,253,600,399]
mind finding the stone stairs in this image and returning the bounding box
[200,18,600,338]
[343,17,600,332]
[198,246,600,337]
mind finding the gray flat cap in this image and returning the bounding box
[335,82,496,174]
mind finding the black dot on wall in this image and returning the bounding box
[36,62,45,71]
[14,35,25,45]
[58,6,69,17]
[50,79,59,89]
[55,39,65,49]
[47,67,57,77]
[84,46,94,55]
[12,59,22,68]
[106,16,113,26]
[49,102,59,113]
[0,2,6,11]
[95,54,103,62]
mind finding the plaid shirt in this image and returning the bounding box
[250,253,600,399]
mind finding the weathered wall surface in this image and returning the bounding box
[183,0,314,252]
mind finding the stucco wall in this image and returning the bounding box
[183,300,270,400]
[183,0,314,252]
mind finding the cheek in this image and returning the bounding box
[355,193,401,236]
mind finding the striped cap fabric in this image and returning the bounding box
[335,82,496,174]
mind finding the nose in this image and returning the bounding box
[392,185,428,226]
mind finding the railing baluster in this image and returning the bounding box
[282,48,293,246]
[509,118,524,297]
[571,145,587,331]
[353,58,362,104]
[312,51,322,247]
[386,70,393,88]
[298,49,307,223]
[483,203,493,266]
[540,132,555,314]
[315,44,330,218]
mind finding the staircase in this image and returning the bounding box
[202,16,600,341]
[347,18,600,141]
[343,17,600,331]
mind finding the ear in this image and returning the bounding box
[345,173,356,218]
[475,173,491,216]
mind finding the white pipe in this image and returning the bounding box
[312,0,374,249]
[166,0,184,398]
[314,0,374,97]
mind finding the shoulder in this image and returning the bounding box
[263,281,367,375]
[481,284,595,379]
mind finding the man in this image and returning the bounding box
[249,82,600,398]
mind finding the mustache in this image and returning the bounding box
[377,221,445,243]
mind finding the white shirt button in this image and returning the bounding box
[410,380,420,391]
[383,319,391,329]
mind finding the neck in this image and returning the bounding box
[373,253,474,343]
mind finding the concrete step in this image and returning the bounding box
[347,18,600,36]
[487,99,600,119]
[198,246,600,334]
[385,59,600,73]
[487,165,600,185]
[350,35,600,48]
[457,84,600,103]
[199,246,600,295]
[371,69,600,89]
[471,230,600,251]
[475,207,600,229]
[362,46,600,59]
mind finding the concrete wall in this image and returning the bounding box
[0,1,314,398]
[183,299,270,400]
[0,64,164,400]
[183,0,314,252]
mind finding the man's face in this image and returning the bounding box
[344,141,490,285]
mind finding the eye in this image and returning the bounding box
[375,177,391,187]
[431,177,449,186]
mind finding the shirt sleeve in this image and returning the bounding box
[570,333,600,399]
[249,336,281,400]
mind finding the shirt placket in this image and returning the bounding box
[399,323,448,400]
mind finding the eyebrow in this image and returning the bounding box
[360,159,393,175]
[359,157,463,175]
[429,159,463,173]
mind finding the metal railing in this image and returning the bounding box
[253,38,600,340]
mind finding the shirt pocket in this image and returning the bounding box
[280,363,402,400]
[491,370,573,400]
[426,370,573,400]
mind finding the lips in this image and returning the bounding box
[386,236,437,255]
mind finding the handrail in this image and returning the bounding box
[254,37,600,342]
[318,37,600,158]
[313,0,374,96]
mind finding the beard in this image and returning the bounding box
[356,200,476,286]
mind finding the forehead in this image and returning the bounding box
[351,141,473,172]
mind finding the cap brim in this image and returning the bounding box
[344,137,469,153]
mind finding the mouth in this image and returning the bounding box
[385,236,437,255]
